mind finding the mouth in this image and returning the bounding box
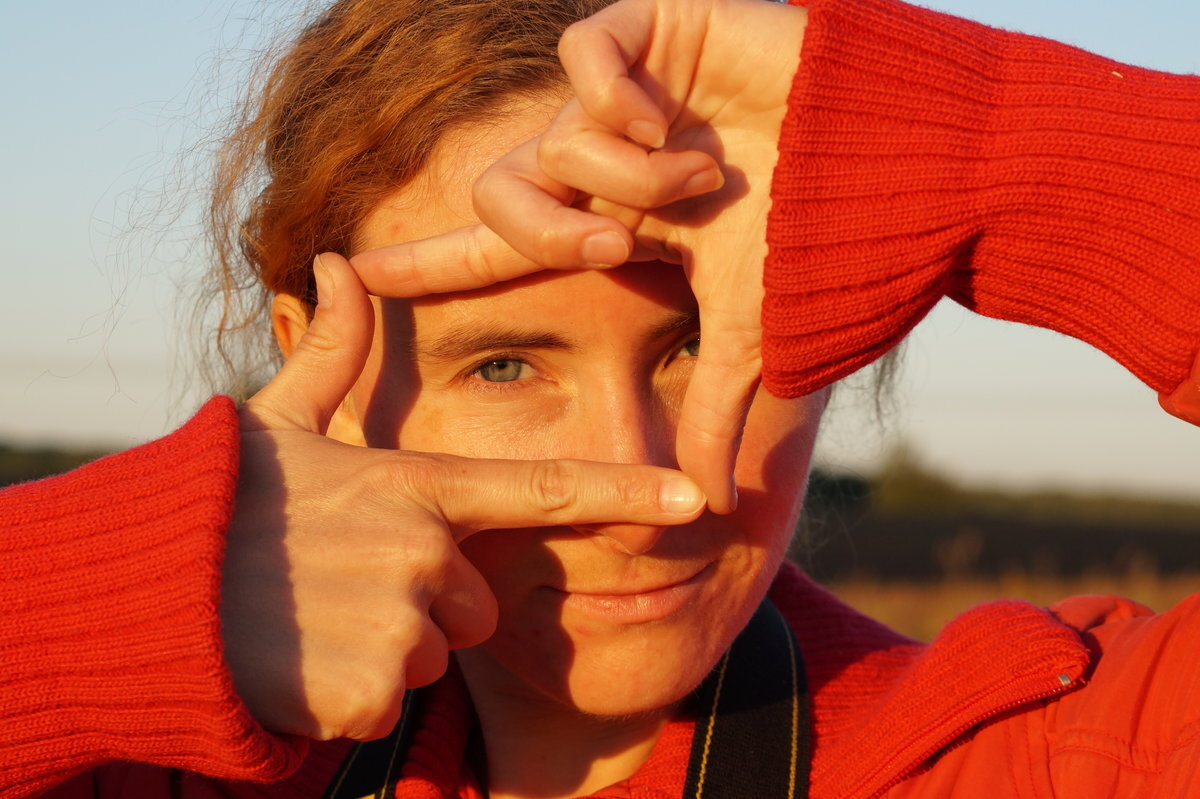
[546,562,715,624]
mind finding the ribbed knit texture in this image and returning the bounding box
[0,398,305,798]
[764,0,1200,399]
[769,566,1091,798]
[6,0,1200,795]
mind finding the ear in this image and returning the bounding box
[270,293,369,447]
[270,292,309,361]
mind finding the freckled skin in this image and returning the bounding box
[339,110,825,749]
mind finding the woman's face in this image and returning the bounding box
[337,108,825,717]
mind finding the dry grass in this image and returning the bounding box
[823,570,1200,642]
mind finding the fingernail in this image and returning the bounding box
[682,167,724,197]
[627,119,666,149]
[313,255,334,308]
[582,231,630,267]
[660,478,705,514]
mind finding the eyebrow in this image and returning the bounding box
[645,309,700,343]
[415,310,700,363]
[417,325,577,363]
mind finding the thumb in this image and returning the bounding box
[1159,351,1200,426]
[675,311,763,515]
[246,253,375,433]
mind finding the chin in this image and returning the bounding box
[472,562,775,719]
[561,639,721,717]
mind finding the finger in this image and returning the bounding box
[675,323,763,515]
[473,136,633,268]
[323,610,435,741]
[352,223,543,297]
[350,141,634,297]
[557,0,669,148]
[1159,351,1200,425]
[427,555,498,650]
[409,456,707,540]
[402,617,451,690]
[246,253,375,434]
[538,105,723,210]
[353,212,627,297]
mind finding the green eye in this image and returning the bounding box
[679,337,700,358]
[474,359,529,382]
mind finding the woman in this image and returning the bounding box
[3,0,1199,797]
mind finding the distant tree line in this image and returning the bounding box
[0,443,113,488]
[795,446,1200,581]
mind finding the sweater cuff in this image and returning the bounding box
[764,0,1200,398]
[0,397,304,796]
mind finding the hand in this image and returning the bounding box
[223,253,706,740]
[351,0,808,512]
[1159,351,1200,425]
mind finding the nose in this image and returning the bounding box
[574,521,668,556]
[568,384,680,555]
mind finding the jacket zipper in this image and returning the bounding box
[868,671,1080,798]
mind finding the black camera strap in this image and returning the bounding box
[682,599,810,799]
[324,599,809,799]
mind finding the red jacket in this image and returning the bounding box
[3,0,1199,796]
[23,537,1200,799]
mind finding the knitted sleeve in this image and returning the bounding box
[763,0,1200,404]
[0,397,305,798]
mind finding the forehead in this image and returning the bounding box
[356,99,560,253]
[399,266,700,359]
[356,101,699,345]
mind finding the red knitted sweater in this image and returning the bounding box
[763,0,1200,405]
[3,0,1198,796]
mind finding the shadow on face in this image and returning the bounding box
[337,263,823,722]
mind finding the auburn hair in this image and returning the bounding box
[200,0,613,396]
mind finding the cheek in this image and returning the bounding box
[396,392,571,457]
[737,391,823,486]
[733,391,825,551]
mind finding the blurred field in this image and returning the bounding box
[796,448,1200,643]
[823,570,1200,642]
[798,451,1200,641]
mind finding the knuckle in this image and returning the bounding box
[405,623,450,688]
[461,230,499,287]
[592,82,628,124]
[532,224,559,258]
[530,222,573,267]
[310,722,343,742]
[360,459,456,570]
[527,460,579,515]
[677,410,731,449]
[451,593,499,650]
[391,529,453,580]
[340,711,397,743]
[536,129,567,171]
[358,713,403,742]
[336,668,405,741]
[471,166,504,213]
[557,22,586,60]
[377,451,442,500]
[295,325,342,359]
[613,473,658,511]
[641,172,672,208]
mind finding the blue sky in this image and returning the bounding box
[2,0,1198,497]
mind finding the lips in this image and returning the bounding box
[547,562,714,624]
[557,565,708,596]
